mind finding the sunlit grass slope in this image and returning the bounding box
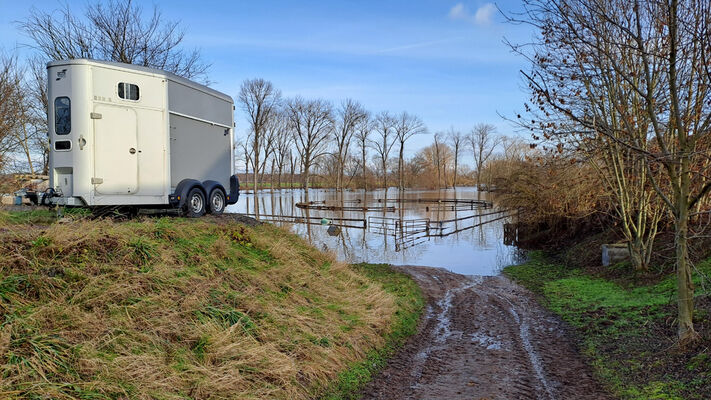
[0,213,417,399]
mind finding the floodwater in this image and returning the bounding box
[225,187,523,276]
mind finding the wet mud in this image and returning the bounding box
[361,266,611,400]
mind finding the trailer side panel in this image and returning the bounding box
[169,114,231,190]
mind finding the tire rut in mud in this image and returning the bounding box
[360,266,610,400]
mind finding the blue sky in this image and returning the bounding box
[0,0,534,155]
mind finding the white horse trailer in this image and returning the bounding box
[46,59,239,216]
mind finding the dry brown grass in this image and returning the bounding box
[0,215,399,399]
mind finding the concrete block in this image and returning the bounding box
[602,244,630,266]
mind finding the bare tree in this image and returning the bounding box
[260,110,284,187]
[26,57,49,174]
[0,53,23,171]
[415,139,454,189]
[288,151,298,189]
[285,97,334,190]
[19,0,208,80]
[500,136,528,162]
[508,0,711,343]
[353,114,372,191]
[238,78,281,207]
[239,139,253,185]
[333,99,367,193]
[468,123,500,190]
[448,128,465,188]
[433,133,445,189]
[394,111,426,191]
[272,112,293,190]
[371,111,397,194]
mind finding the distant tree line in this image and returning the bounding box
[234,84,516,196]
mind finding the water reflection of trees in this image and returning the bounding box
[232,188,518,273]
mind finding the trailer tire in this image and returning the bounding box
[183,187,206,218]
[207,188,226,215]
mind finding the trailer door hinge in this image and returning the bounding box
[90,112,102,119]
[91,178,103,184]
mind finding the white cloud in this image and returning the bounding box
[448,2,497,25]
[474,3,497,25]
[448,3,468,20]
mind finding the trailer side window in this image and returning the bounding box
[54,97,71,135]
[118,82,140,101]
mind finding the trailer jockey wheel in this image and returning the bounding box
[208,189,226,215]
[184,187,206,218]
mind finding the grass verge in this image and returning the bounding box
[319,264,424,399]
[504,251,711,400]
[0,211,421,399]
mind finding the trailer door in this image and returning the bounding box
[93,104,138,194]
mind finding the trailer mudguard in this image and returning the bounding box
[170,179,204,209]
[202,180,226,199]
[227,174,240,205]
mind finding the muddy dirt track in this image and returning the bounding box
[361,266,611,400]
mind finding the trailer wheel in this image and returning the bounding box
[208,188,226,215]
[183,187,206,218]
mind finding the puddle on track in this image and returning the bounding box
[226,187,524,275]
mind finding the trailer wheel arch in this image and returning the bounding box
[171,179,206,210]
[202,180,227,215]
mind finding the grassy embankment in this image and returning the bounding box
[505,251,711,400]
[0,210,423,399]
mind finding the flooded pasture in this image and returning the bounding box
[225,187,522,275]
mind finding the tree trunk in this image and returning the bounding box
[303,152,311,190]
[289,154,294,190]
[270,159,275,193]
[20,121,35,175]
[453,151,458,189]
[675,205,697,344]
[398,142,404,192]
[443,160,449,189]
[303,167,310,190]
[362,147,367,192]
[675,160,699,344]
[382,159,387,192]
[278,164,283,191]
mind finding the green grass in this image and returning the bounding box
[0,209,58,225]
[319,263,424,400]
[504,252,711,400]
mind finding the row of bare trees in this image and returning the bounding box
[236,78,438,195]
[235,84,509,194]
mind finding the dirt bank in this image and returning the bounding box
[361,266,610,400]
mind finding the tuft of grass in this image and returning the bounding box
[503,250,573,294]
[319,263,424,400]
[0,209,57,225]
[0,215,410,399]
[504,253,711,400]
